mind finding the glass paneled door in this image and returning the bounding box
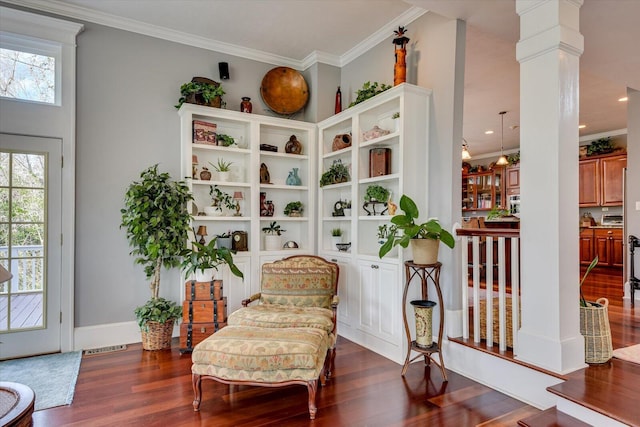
[0,134,62,359]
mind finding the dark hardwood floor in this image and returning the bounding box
[33,336,539,427]
[31,268,637,426]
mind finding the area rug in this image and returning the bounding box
[612,343,640,365]
[0,351,82,410]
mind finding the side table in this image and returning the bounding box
[401,261,447,381]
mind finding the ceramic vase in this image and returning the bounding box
[286,168,302,186]
[411,300,436,348]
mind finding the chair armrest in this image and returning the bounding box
[241,293,261,307]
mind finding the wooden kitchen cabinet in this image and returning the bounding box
[505,165,520,195]
[578,153,626,207]
[462,168,505,211]
[600,155,626,206]
[593,228,624,267]
[579,228,595,265]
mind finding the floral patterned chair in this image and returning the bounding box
[191,255,339,420]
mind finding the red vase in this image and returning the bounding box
[335,87,342,114]
[241,97,252,113]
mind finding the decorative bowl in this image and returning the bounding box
[335,242,351,252]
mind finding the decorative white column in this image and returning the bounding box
[516,0,585,373]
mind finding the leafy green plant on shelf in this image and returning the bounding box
[216,134,235,147]
[175,80,225,109]
[348,81,392,108]
[364,184,390,202]
[319,159,350,187]
[210,158,233,172]
[284,201,303,216]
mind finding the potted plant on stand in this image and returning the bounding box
[579,256,612,364]
[262,221,285,251]
[120,165,193,351]
[378,194,455,264]
[175,78,225,109]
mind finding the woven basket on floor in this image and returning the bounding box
[580,297,613,364]
[479,297,520,348]
[141,319,174,351]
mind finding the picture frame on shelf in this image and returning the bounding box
[193,120,217,145]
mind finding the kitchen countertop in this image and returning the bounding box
[580,225,623,229]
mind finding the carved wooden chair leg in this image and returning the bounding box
[329,347,336,377]
[307,379,318,420]
[192,374,202,411]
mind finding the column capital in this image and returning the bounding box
[516,0,584,63]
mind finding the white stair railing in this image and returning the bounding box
[457,228,520,353]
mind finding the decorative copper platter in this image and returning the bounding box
[260,67,309,115]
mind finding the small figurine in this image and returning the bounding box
[387,198,398,216]
[260,163,271,184]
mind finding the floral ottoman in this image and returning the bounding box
[191,325,330,420]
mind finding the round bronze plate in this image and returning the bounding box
[260,67,309,115]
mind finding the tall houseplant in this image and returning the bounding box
[121,164,193,350]
[378,194,455,264]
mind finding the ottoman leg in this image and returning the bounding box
[307,379,318,420]
[192,374,202,411]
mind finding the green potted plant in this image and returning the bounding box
[364,184,390,202]
[180,238,243,282]
[120,164,193,350]
[378,194,455,264]
[175,78,225,109]
[216,134,235,147]
[284,201,303,217]
[262,221,285,251]
[205,185,235,216]
[319,159,350,187]
[216,231,233,250]
[331,228,343,249]
[210,159,233,182]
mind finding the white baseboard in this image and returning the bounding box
[443,339,562,409]
[74,321,179,351]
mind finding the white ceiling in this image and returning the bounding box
[8,0,639,156]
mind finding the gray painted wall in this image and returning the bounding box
[74,23,309,326]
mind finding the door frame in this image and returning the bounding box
[0,7,83,353]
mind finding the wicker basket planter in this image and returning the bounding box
[141,319,174,351]
[580,297,613,364]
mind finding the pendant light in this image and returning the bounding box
[462,138,472,160]
[496,111,509,166]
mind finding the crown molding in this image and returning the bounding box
[2,1,427,71]
[339,6,427,67]
[1,0,303,68]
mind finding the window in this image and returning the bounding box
[0,32,61,105]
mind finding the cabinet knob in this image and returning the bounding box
[607,231,613,234]
[371,264,379,269]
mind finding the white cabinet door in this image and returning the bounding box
[357,259,399,345]
[326,255,353,327]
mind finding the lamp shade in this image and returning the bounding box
[233,191,244,200]
[196,225,208,236]
[0,264,12,284]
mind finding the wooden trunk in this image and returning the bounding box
[179,322,227,351]
[184,279,223,301]
[182,298,227,324]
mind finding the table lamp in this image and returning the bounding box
[233,191,244,216]
[196,225,208,245]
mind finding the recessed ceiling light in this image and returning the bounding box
[618,96,628,102]
[485,130,494,135]
[579,124,586,129]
